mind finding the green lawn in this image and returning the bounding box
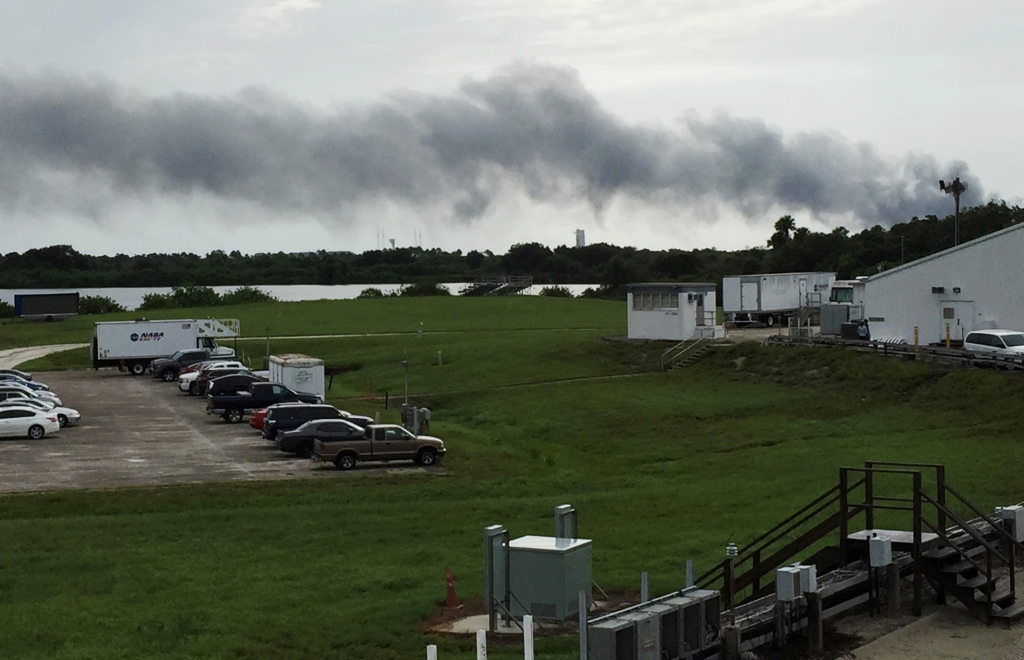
[0,297,625,351]
[3,301,1024,660]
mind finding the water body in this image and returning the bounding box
[0,283,599,310]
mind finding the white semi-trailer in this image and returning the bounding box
[92,318,240,375]
[722,272,836,326]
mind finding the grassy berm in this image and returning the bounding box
[3,298,1024,660]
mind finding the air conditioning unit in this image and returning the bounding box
[588,616,637,660]
[663,589,721,656]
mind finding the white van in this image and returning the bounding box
[963,330,1024,357]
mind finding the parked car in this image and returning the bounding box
[206,382,323,423]
[263,404,373,441]
[964,330,1024,358]
[277,418,366,456]
[0,405,60,439]
[0,399,81,427]
[250,407,270,431]
[206,373,266,398]
[193,367,264,396]
[0,374,50,391]
[178,360,246,393]
[312,424,445,470]
[0,368,32,381]
[151,349,227,382]
[0,384,61,406]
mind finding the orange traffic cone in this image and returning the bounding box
[445,565,461,609]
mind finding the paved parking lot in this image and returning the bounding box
[0,370,439,493]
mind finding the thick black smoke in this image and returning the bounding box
[0,63,984,225]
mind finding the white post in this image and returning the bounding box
[477,629,487,660]
[523,614,534,660]
[427,644,438,660]
[579,591,588,660]
[641,571,649,602]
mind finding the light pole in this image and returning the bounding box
[403,350,409,404]
[939,177,967,246]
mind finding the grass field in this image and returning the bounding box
[3,299,1024,660]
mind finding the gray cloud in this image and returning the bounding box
[0,63,984,227]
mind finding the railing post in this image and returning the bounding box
[912,471,923,616]
[723,559,735,611]
[752,550,761,594]
[864,466,875,531]
[987,546,994,625]
[839,468,850,560]
[936,465,946,534]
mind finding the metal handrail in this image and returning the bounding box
[944,482,1024,557]
[920,491,1010,566]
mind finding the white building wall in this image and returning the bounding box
[863,225,1024,343]
[626,290,722,341]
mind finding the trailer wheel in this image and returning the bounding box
[765,315,774,327]
[129,362,146,376]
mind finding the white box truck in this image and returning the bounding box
[92,318,240,375]
[268,354,325,399]
[722,272,835,327]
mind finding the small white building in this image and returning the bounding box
[627,283,726,341]
[855,222,1024,343]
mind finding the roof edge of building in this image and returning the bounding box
[866,222,1024,283]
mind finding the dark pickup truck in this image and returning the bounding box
[151,349,234,382]
[206,382,322,423]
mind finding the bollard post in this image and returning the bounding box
[945,323,951,349]
[579,591,588,660]
[640,571,649,602]
[886,563,901,616]
[523,614,534,660]
[477,629,487,660]
[438,351,442,366]
[723,625,742,660]
[427,644,438,660]
[807,591,823,652]
[914,326,919,352]
[685,559,694,588]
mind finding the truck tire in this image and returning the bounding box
[130,362,146,376]
[225,407,244,424]
[335,452,357,470]
[416,448,438,466]
[28,425,45,440]
[160,369,177,382]
[188,382,199,396]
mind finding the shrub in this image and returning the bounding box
[220,286,277,305]
[539,285,574,298]
[79,295,127,315]
[138,292,176,310]
[171,285,220,308]
[357,287,386,299]
[399,282,451,297]
[0,301,13,318]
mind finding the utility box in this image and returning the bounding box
[776,567,802,601]
[509,535,591,622]
[588,616,637,660]
[663,590,721,655]
[869,536,893,567]
[268,354,325,399]
[797,564,817,592]
[1002,506,1024,542]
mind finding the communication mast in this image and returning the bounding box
[939,177,967,246]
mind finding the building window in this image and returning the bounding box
[632,292,680,311]
[829,288,854,303]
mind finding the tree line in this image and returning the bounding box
[1,201,1020,297]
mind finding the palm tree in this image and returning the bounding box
[768,215,797,249]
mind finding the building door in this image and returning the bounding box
[798,278,808,307]
[695,294,706,326]
[740,282,759,311]
[939,301,975,342]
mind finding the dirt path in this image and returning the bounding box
[0,344,87,370]
[848,605,1024,659]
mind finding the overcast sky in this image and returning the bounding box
[0,0,1020,256]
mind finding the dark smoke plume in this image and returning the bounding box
[0,63,984,225]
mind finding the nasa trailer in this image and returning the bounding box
[92,318,240,375]
[722,272,836,327]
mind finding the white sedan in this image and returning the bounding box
[0,384,62,406]
[0,405,60,439]
[0,399,81,427]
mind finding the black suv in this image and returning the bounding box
[262,404,373,441]
[151,350,221,382]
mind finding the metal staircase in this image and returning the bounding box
[660,329,719,370]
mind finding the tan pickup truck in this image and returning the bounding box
[312,423,446,470]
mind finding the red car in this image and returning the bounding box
[250,408,269,430]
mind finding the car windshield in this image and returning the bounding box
[1001,334,1024,347]
[170,351,185,360]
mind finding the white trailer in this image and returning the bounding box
[722,272,835,326]
[268,354,325,399]
[92,318,240,374]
